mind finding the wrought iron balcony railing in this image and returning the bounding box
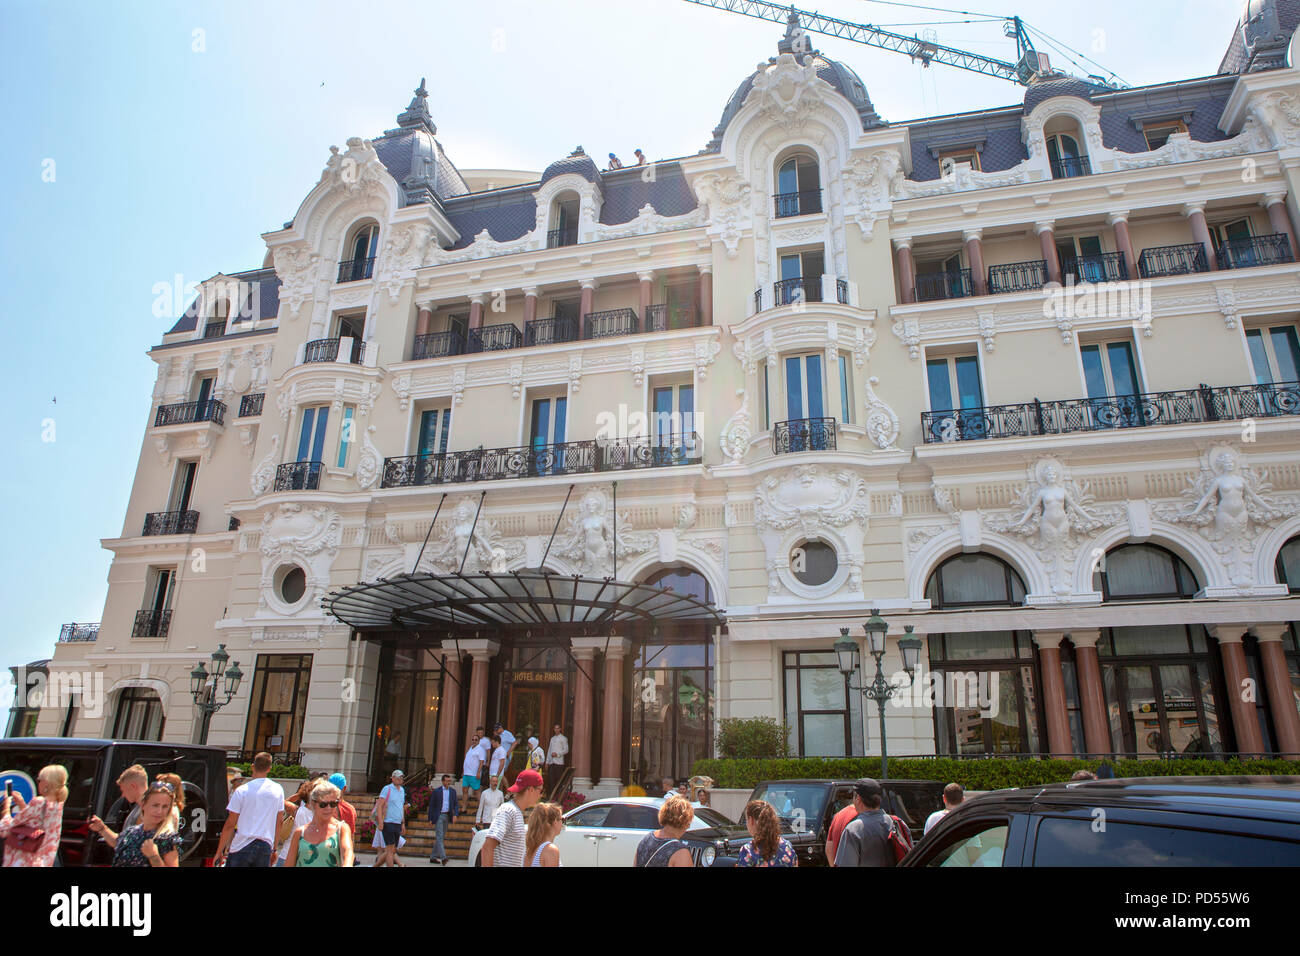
[155,399,226,427]
[916,268,974,302]
[412,330,466,360]
[1215,233,1294,270]
[142,510,199,536]
[773,276,823,306]
[239,393,264,417]
[304,337,364,364]
[987,259,1048,294]
[773,417,837,453]
[132,609,172,638]
[645,303,700,332]
[381,434,702,487]
[203,321,227,339]
[1061,251,1129,283]
[468,322,524,353]
[1138,242,1208,278]
[920,380,1300,443]
[337,256,375,283]
[836,278,849,304]
[58,622,99,643]
[584,308,639,339]
[773,188,823,218]
[275,460,324,491]
[1050,156,1091,178]
[524,316,580,347]
[546,227,578,248]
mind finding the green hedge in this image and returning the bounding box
[228,761,310,780]
[691,757,1300,792]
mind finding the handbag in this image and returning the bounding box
[9,800,49,853]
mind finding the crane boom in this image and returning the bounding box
[680,0,1052,86]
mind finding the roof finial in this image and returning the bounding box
[778,8,815,59]
[396,77,436,134]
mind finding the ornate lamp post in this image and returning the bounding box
[835,610,922,780]
[190,644,243,746]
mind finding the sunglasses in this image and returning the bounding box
[148,781,175,793]
[316,800,339,809]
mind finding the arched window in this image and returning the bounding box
[925,553,1026,609]
[924,554,1041,755]
[642,565,712,605]
[339,222,379,282]
[774,151,822,217]
[548,193,579,248]
[1043,115,1089,179]
[1094,543,1223,756]
[110,688,165,741]
[1276,536,1300,593]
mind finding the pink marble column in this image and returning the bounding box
[415,302,432,337]
[637,272,654,323]
[461,640,500,752]
[468,294,485,329]
[1184,204,1219,272]
[598,637,631,791]
[1108,213,1137,279]
[435,644,463,773]
[579,279,596,323]
[964,229,987,296]
[895,240,916,304]
[1034,632,1073,758]
[1210,626,1264,754]
[522,287,538,326]
[698,266,713,326]
[1070,630,1111,755]
[1036,221,1062,284]
[569,641,599,790]
[1252,624,1300,758]
[1263,193,1300,260]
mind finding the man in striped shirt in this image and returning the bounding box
[481,769,543,867]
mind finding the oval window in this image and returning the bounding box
[791,540,837,587]
[278,566,307,604]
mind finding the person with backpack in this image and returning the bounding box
[834,778,911,867]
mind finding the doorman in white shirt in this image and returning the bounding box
[546,723,569,793]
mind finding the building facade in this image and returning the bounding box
[26,8,1300,793]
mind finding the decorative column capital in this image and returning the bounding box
[1106,211,1130,226]
[636,270,656,284]
[468,292,487,306]
[892,236,913,251]
[1250,622,1293,643]
[1032,630,1067,649]
[1033,220,1056,236]
[1261,191,1289,208]
[579,276,600,291]
[415,299,435,312]
[1182,202,1207,218]
[522,285,539,298]
[1067,629,1103,649]
[1207,624,1247,644]
[697,263,713,276]
[962,228,983,242]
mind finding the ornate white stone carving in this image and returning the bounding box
[262,502,342,559]
[320,137,386,196]
[392,373,413,411]
[719,389,752,465]
[451,367,466,405]
[421,496,523,574]
[250,434,281,497]
[272,244,320,315]
[692,171,752,258]
[509,362,524,399]
[1216,287,1239,330]
[568,354,583,393]
[627,346,645,387]
[675,502,699,530]
[978,313,997,352]
[862,377,900,450]
[554,487,654,574]
[376,222,433,301]
[694,339,721,380]
[355,425,381,489]
[840,150,904,239]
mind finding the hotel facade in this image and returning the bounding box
[20,9,1300,793]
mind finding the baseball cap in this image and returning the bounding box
[328,773,347,790]
[852,777,883,802]
[508,769,544,793]
[392,769,405,779]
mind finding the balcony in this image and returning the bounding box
[1138,242,1208,278]
[987,260,1048,295]
[381,434,702,487]
[142,510,199,536]
[203,320,226,339]
[412,330,466,360]
[584,308,639,339]
[1050,156,1091,179]
[132,610,172,639]
[239,393,265,417]
[58,622,99,643]
[524,316,580,347]
[275,460,323,491]
[920,380,1300,444]
[337,256,375,283]
[773,417,837,454]
[916,268,975,302]
[304,337,364,364]
[1061,252,1128,284]
[1216,233,1293,271]
[645,304,700,332]
[773,188,823,218]
[155,399,226,427]
[468,322,524,353]
[547,227,578,249]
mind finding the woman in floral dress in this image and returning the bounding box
[735,800,798,867]
[0,764,68,867]
[90,780,181,867]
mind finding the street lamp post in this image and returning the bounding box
[190,643,243,746]
[835,610,922,780]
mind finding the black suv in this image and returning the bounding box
[0,738,230,866]
[687,778,945,866]
[902,776,1300,867]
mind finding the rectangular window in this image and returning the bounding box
[110,688,165,741]
[1143,120,1187,151]
[1245,324,1300,383]
[838,353,852,424]
[785,353,825,421]
[194,377,214,405]
[242,654,314,758]
[528,393,567,475]
[926,354,983,411]
[938,148,981,172]
[417,406,452,457]
[148,568,176,614]
[336,405,355,469]
[782,651,864,757]
[297,406,329,463]
[762,363,771,430]
[1081,339,1142,398]
[169,460,198,513]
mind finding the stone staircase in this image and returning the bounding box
[350,790,480,861]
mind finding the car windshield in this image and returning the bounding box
[751,783,828,830]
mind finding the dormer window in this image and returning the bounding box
[1143,119,1187,150]
[775,153,821,218]
[1046,132,1088,179]
[204,299,230,339]
[339,222,379,282]
[937,148,981,175]
[548,194,579,248]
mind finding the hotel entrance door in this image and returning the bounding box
[506,683,563,782]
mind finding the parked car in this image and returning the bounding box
[0,738,230,866]
[692,778,945,867]
[901,776,1300,867]
[468,795,735,866]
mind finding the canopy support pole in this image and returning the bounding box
[412,494,448,573]
[458,491,487,574]
[541,484,575,571]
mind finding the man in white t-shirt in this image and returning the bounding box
[217,752,290,867]
[545,724,569,792]
[476,775,504,830]
[482,769,543,867]
[489,735,508,780]
[495,723,516,767]
[924,783,965,836]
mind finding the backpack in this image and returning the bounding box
[886,814,914,863]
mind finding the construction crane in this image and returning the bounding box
[680,0,1124,88]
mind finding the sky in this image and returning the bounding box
[0,0,1253,705]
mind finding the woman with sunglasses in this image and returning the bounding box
[285,779,353,867]
[90,780,181,867]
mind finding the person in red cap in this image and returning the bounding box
[481,769,543,867]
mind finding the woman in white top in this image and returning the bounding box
[277,778,317,866]
[476,775,504,829]
[525,802,563,867]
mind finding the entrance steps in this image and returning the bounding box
[350,790,481,861]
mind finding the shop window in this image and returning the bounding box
[242,654,313,759]
[782,650,863,757]
[110,688,165,741]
